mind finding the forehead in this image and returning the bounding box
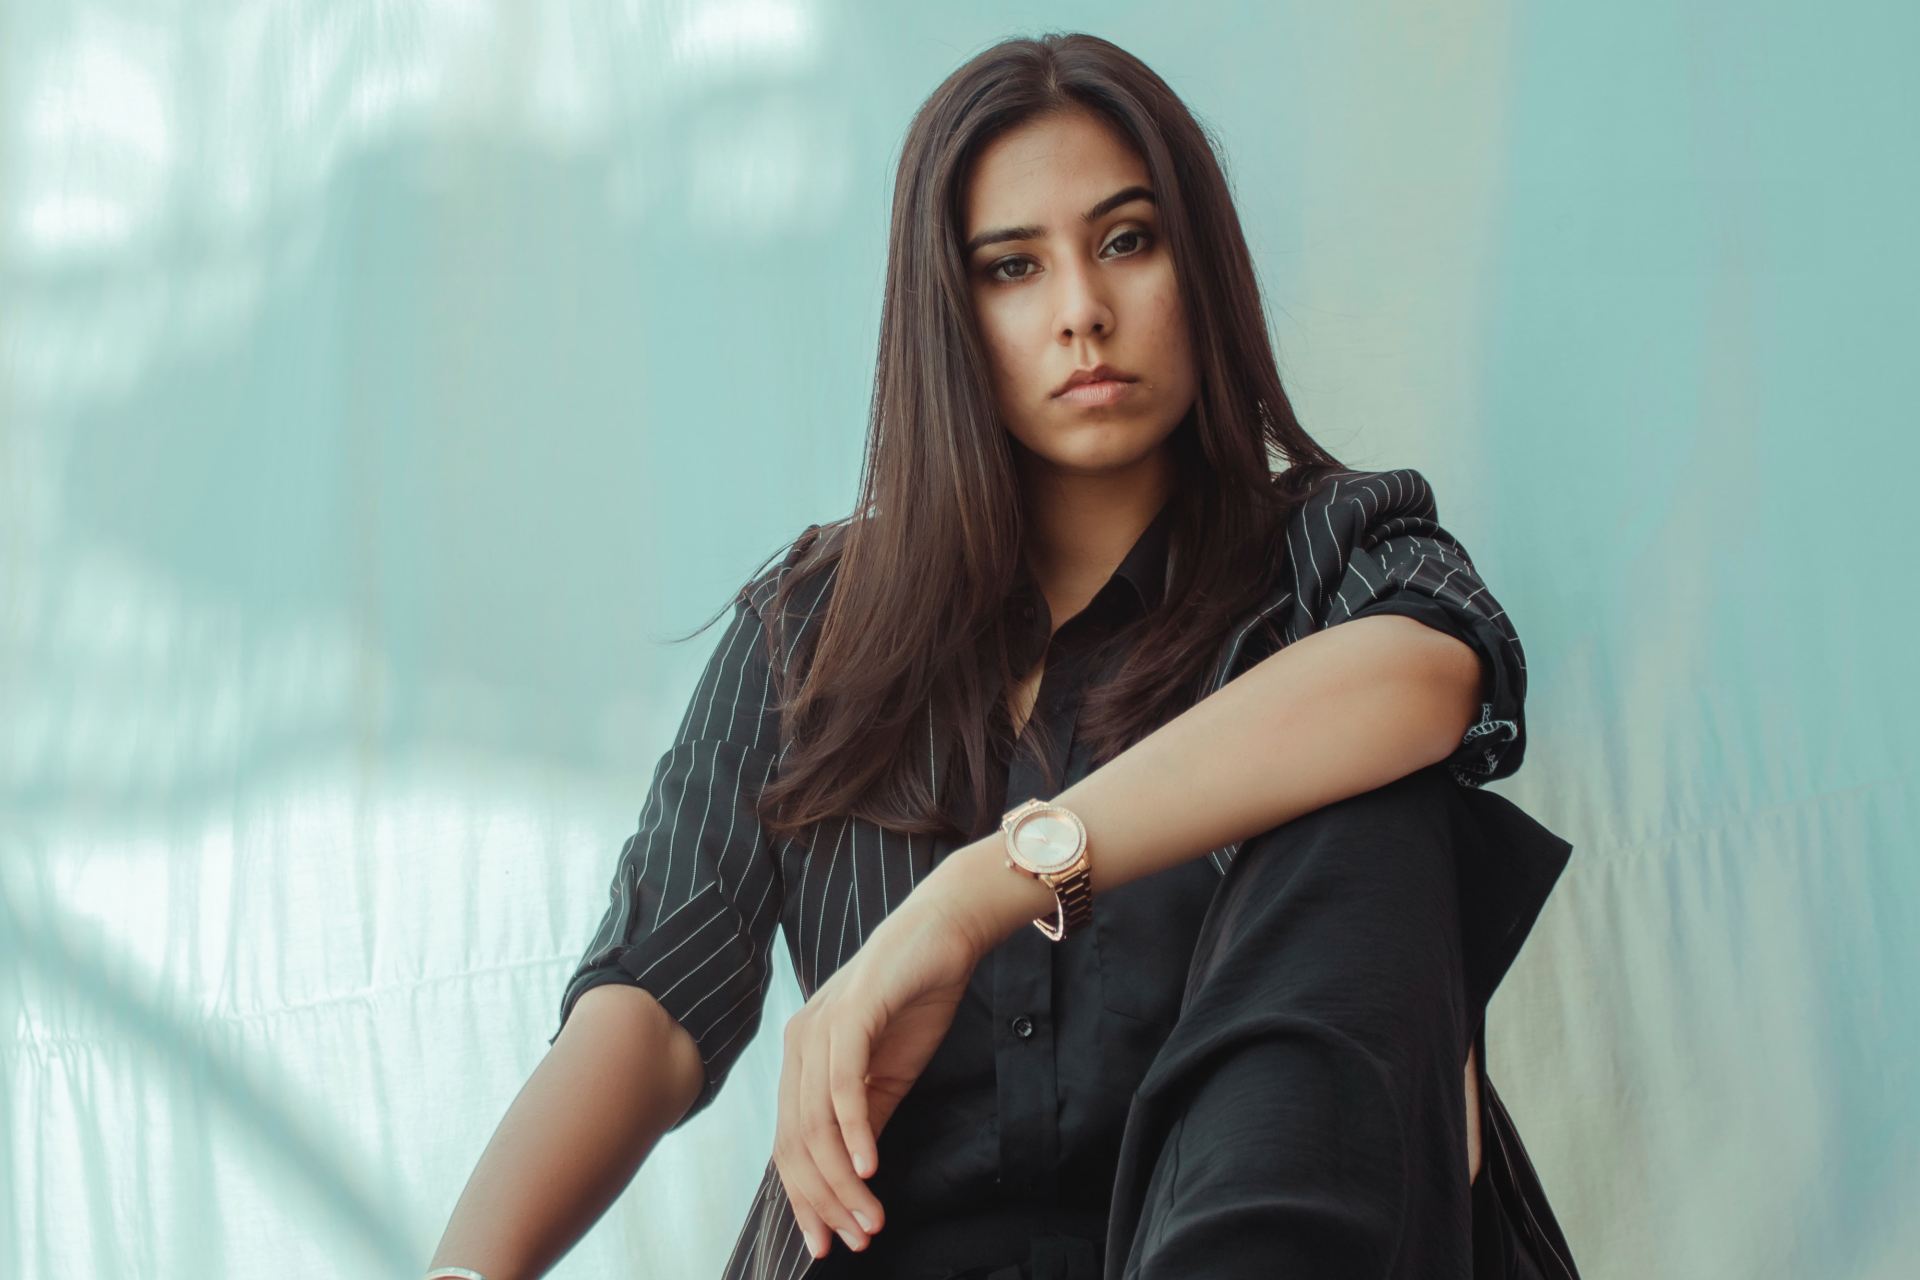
[962,110,1148,227]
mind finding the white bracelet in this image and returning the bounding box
[425,1270,488,1280]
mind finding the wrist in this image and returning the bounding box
[920,835,1058,955]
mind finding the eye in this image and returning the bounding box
[982,227,1156,284]
[986,255,1037,283]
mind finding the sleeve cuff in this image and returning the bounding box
[550,883,774,1132]
[1345,594,1526,786]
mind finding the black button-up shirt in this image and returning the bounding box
[854,496,1225,1241]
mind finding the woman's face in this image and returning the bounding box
[961,109,1198,481]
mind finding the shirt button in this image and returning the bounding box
[1011,1014,1035,1039]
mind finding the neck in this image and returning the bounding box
[1017,448,1174,611]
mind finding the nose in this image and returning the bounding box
[1053,258,1113,340]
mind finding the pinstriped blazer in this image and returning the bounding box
[549,466,1568,1280]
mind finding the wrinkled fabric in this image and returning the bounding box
[1102,764,1577,1279]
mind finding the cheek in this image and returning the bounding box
[1141,276,1187,346]
[974,300,1031,381]
[1139,279,1195,380]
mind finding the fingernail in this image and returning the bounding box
[838,1227,860,1251]
[854,1210,874,1232]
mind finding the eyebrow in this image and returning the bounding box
[963,185,1157,258]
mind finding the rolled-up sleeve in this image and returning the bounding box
[1287,467,1528,787]
[550,580,787,1132]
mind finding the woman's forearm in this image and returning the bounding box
[921,614,1486,954]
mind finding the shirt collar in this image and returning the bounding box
[1110,495,1176,614]
[1009,496,1176,622]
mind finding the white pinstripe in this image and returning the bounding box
[812,816,849,982]
[793,824,817,997]
[631,741,692,931]
[836,819,859,971]
[639,889,712,937]
[696,598,753,740]
[653,931,739,1002]
[659,741,719,925]
[681,950,750,1021]
[702,983,768,1065]
[630,905,728,983]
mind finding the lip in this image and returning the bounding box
[1053,363,1138,397]
[1056,378,1137,408]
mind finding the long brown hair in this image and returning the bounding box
[691,32,1347,845]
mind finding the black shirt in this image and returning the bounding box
[547,466,1547,1280]
[851,495,1225,1242]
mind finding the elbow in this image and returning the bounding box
[1413,629,1490,767]
[1363,614,1487,768]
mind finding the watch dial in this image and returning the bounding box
[1013,811,1081,872]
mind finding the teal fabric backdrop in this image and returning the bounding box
[3,3,1914,1277]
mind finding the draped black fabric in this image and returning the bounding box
[544,467,1574,1280]
[1088,763,1577,1279]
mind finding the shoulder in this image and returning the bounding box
[740,518,850,626]
[1285,466,1441,537]
[1271,465,1461,608]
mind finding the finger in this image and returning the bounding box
[776,1165,832,1262]
[797,1015,874,1249]
[778,1017,834,1260]
[828,1018,882,1186]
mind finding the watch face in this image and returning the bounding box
[1009,808,1083,873]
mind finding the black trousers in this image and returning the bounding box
[831,765,1578,1280]
[1108,763,1489,1279]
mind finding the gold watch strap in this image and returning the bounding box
[1033,860,1094,941]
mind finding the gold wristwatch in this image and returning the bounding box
[998,798,1094,941]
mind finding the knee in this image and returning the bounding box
[1246,763,1459,864]
[1212,764,1465,945]
[1317,760,1457,824]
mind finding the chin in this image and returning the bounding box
[1030,430,1163,473]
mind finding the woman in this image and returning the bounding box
[428,31,1580,1280]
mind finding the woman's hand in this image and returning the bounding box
[773,889,989,1260]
